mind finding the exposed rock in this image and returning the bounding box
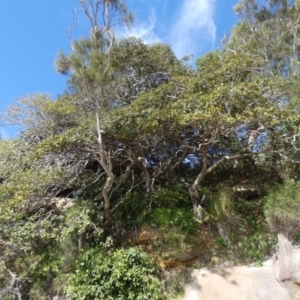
[184,233,300,300]
[176,246,207,263]
[134,225,217,268]
[158,247,210,268]
[184,263,292,300]
[51,197,74,210]
[135,225,163,245]
[24,197,74,216]
[274,234,300,285]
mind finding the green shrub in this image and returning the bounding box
[151,187,191,208]
[144,208,197,233]
[67,247,165,300]
[112,190,148,229]
[265,180,300,239]
[236,231,276,265]
[206,188,235,220]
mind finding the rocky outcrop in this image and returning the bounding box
[274,233,300,284]
[184,234,300,300]
[25,197,74,216]
[134,225,215,268]
[135,225,163,245]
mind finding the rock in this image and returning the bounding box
[51,197,74,210]
[158,247,209,268]
[135,225,213,267]
[24,197,74,216]
[176,247,207,263]
[184,233,300,300]
[274,233,300,285]
[184,265,292,300]
[135,225,163,245]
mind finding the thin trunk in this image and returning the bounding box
[188,145,209,219]
[137,157,151,192]
[78,232,85,251]
[103,174,114,225]
[169,147,188,175]
[96,111,114,226]
[192,145,209,190]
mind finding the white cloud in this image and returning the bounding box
[122,8,161,44]
[118,0,216,58]
[169,0,216,58]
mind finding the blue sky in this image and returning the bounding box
[0,0,238,138]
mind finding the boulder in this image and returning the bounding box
[274,233,300,284]
[184,234,300,300]
[133,226,206,267]
[51,197,74,210]
[135,225,163,245]
[184,263,292,300]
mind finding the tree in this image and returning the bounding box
[111,51,292,211]
[55,0,188,227]
[55,0,134,226]
[225,0,300,177]
[227,0,300,76]
[226,0,300,108]
[0,94,79,142]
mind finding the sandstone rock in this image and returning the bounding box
[51,197,74,210]
[184,264,292,300]
[176,247,206,263]
[135,225,163,245]
[184,234,300,300]
[274,233,300,284]
[25,197,74,216]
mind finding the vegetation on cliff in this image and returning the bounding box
[1,0,300,299]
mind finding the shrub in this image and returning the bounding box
[143,208,197,234]
[264,180,300,239]
[236,231,276,264]
[67,247,165,300]
[151,187,191,208]
[207,187,235,220]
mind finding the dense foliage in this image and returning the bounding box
[1,0,300,298]
[67,247,164,300]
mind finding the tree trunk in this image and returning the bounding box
[96,114,114,227]
[103,174,114,225]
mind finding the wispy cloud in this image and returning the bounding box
[169,0,216,58]
[122,8,161,44]
[119,0,216,58]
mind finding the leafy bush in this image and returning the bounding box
[112,190,149,229]
[206,188,235,220]
[151,187,191,208]
[265,180,300,239]
[143,208,197,234]
[67,247,165,300]
[236,231,276,265]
